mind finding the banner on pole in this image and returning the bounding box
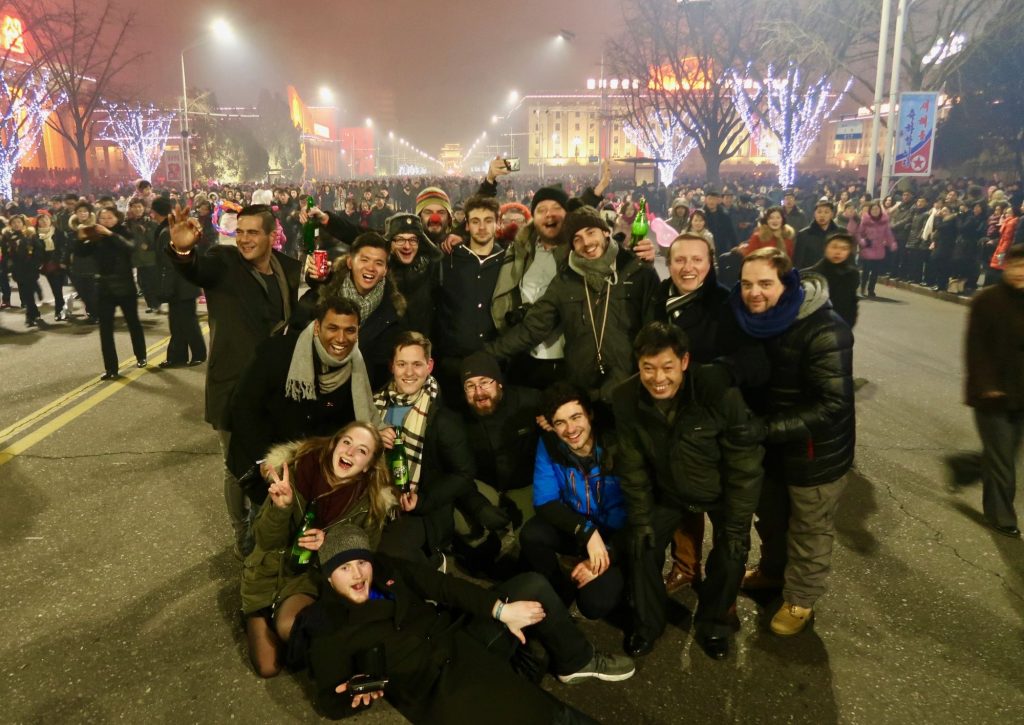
[893,92,939,177]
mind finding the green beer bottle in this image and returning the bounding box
[290,499,316,568]
[631,198,649,248]
[302,195,318,254]
[388,433,410,490]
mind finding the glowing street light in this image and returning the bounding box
[365,118,373,127]
[318,86,334,104]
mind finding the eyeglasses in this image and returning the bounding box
[392,235,419,246]
[463,379,496,394]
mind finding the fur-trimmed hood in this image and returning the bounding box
[752,222,796,243]
[68,212,96,232]
[263,439,398,512]
[326,253,408,319]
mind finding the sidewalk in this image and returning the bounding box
[877,275,975,307]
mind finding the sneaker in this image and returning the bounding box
[770,602,814,636]
[741,567,783,590]
[558,651,636,684]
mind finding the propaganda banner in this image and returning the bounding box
[893,92,939,177]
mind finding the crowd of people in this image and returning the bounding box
[2,160,1023,723]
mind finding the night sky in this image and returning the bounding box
[126,0,623,154]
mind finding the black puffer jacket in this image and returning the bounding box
[612,365,764,539]
[755,275,855,486]
[74,225,137,297]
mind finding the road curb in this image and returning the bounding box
[878,276,974,307]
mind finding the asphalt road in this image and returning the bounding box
[1,282,1021,725]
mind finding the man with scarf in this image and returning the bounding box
[373,332,475,568]
[297,232,408,390]
[167,203,302,558]
[485,208,659,407]
[384,213,440,338]
[226,292,381,503]
[729,248,855,637]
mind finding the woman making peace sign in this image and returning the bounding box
[242,421,398,678]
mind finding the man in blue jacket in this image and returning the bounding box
[520,382,628,620]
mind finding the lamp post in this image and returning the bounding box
[180,18,235,192]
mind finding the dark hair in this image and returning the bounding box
[97,207,124,226]
[64,193,79,202]
[814,200,837,213]
[542,381,593,426]
[128,198,145,207]
[1006,244,1024,263]
[391,330,432,361]
[825,232,855,248]
[463,194,500,219]
[237,204,276,234]
[350,231,389,257]
[760,205,786,226]
[742,246,794,276]
[313,290,361,324]
[97,195,115,205]
[136,180,152,191]
[74,201,94,213]
[633,321,690,361]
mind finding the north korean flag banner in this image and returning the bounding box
[893,92,939,177]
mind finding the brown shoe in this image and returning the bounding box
[770,602,813,635]
[741,567,783,590]
[663,567,697,594]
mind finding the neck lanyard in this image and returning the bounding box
[583,279,612,376]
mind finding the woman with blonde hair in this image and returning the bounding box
[242,421,398,678]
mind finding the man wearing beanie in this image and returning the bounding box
[290,524,633,722]
[384,212,440,338]
[485,207,660,405]
[415,186,454,244]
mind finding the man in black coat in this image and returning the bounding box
[226,293,379,502]
[703,188,739,257]
[792,200,843,270]
[166,203,302,556]
[613,322,764,661]
[385,213,440,339]
[152,197,206,367]
[729,248,855,637]
[965,244,1024,538]
[289,526,633,723]
[805,232,860,329]
[373,332,476,566]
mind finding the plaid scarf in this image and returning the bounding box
[340,273,386,325]
[373,376,439,486]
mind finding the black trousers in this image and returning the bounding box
[98,293,147,373]
[631,504,749,640]
[71,273,98,317]
[13,275,40,322]
[519,516,625,620]
[904,248,928,284]
[45,272,65,315]
[0,267,9,304]
[136,266,161,309]
[974,408,1024,529]
[860,259,885,294]
[508,355,565,391]
[167,298,206,364]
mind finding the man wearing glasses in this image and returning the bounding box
[384,213,440,339]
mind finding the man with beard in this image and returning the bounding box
[385,213,440,338]
[433,195,506,397]
[166,203,302,557]
[226,293,380,504]
[792,200,842,270]
[485,209,659,405]
[415,186,455,245]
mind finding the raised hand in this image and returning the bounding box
[266,464,293,509]
[168,205,201,252]
[487,156,511,184]
[634,238,656,262]
[596,158,612,196]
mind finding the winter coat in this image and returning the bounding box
[990,216,1020,270]
[155,221,201,302]
[489,220,571,333]
[888,202,916,244]
[486,245,660,403]
[434,243,505,358]
[965,282,1024,411]
[954,211,987,262]
[67,212,99,276]
[752,274,856,486]
[125,217,158,268]
[226,331,380,490]
[73,225,137,297]
[240,440,396,615]
[807,258,859,328]
[849,210,897,261]
[703,206,739,256]
[287,555,569,723]
[4,228,43,281]
[533,434,627,539]
[612,365,763,539]
[390,248,440,339]
[907,207,933,250]
[743,224,796,259]
[460,385,542,492]
[792,220,842,270]
[168,242,302,427]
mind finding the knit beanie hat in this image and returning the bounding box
[499,202,532,222]
[415,187,452,216]
[530,185,570,214]
[320,525,373,577]
[561,207,610,244]
[461,350,504,385]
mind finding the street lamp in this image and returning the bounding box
[319,86,334,104]
[180,17,236,191]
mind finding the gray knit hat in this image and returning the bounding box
[320,525,372,576]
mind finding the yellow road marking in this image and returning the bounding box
[0,323,210,465]
[0,333,174,445]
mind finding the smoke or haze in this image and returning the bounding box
[124,0,624,154]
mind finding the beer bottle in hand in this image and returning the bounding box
[388,433,410,490]
[290,500,316,568]
[631,198,649,248]
[302,195,318,254]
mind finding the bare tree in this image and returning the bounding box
[13,0,144,192]
[606,0,770,184]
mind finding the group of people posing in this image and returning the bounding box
[150,156,862,723]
